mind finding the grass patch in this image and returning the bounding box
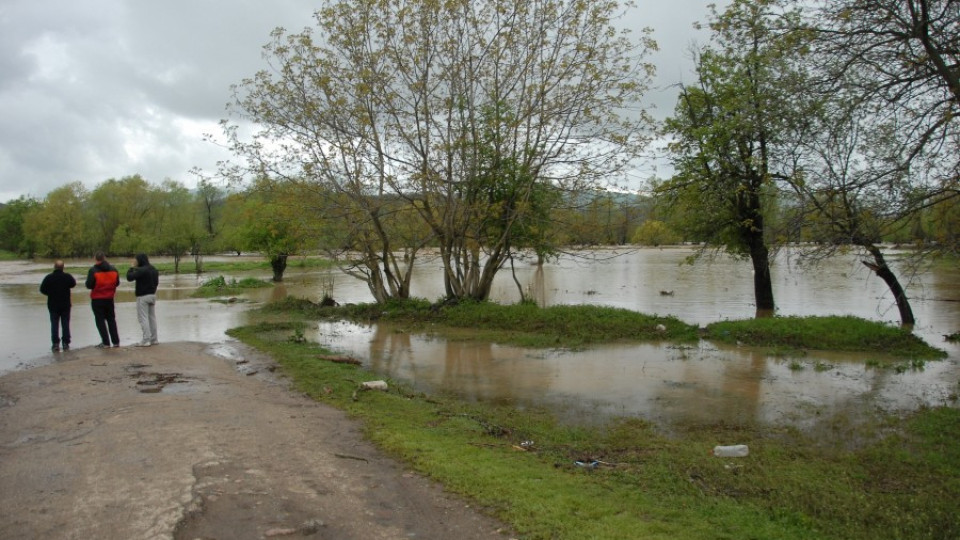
[228,320,960,540]
[0,250,19,261]
[153,256,335,274]
[705,315,946,359]
[278,297,701,348]
[191,275,272,298]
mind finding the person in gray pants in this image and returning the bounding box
[126,253,160,347]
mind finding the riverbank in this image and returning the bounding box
[0,342,512,540]
[228,319,960,539]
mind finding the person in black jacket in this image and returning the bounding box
[126,253,160,347]
[40,260,76,352]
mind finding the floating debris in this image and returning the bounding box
[360,380,388,391]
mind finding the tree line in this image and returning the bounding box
[0,175,662,272]
[2,0,957,324]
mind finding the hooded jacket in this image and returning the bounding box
[86,260,120,300]
[126,253,159,297]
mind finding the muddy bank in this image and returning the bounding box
[0,342,511,540]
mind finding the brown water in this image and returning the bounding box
[2,248,958,430]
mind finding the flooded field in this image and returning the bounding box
[2,248,958,430]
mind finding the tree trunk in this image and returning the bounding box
[748,234,775,315]
[270,254,288,282]
[862,245,915,326]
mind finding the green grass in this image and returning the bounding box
[704,315,946,359]
[0,250,19,261]
[276,297,701,348]
[266,298,946,359]
[190,275,272,297]
[152,256,335,274]
[228,320,960,540]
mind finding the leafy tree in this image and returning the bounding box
[660,0,810,315]
[110,223,154,256]
[217,192,250,256]
[237,179,314,282]
[928,194,960,255]
[196,179,225,237]
[87,175,156,253]
[631,220,680,246]
[224,0,654,302]
[0,196,40,255]
[154,181,202,273]
[22,182,92,257]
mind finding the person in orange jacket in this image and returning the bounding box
[85,252,121,348]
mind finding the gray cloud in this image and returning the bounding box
[0,0,721,202]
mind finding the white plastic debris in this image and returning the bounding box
[360,380,388,391]
[712,444,749,457]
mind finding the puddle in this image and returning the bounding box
[311,320,960,431]
[129,370,190,394]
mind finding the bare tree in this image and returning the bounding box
[791,0,960,324]
[809,0,959,222]
[787,100,928,325]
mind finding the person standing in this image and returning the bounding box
[39,260,76,352]
[127,253,160,347]
[86,252,120,348]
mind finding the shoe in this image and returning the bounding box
[95,343,109,349]
[112,344,120,348]
[62,344,70,351]
[134,341,152,347]
[52,345,60,353]
[150,340,159,346]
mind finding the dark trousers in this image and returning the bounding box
[91,299,119,346]
[48,305,71,347]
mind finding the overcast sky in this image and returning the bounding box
[0,0,724,203]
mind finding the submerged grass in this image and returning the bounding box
[228,317,960,540]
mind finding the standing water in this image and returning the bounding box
[1,248,957,430]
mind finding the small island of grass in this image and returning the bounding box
[704,315,947,359]
[191,275,273,298]
[263,297,946,358]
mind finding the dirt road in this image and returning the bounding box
[0,342,512,540]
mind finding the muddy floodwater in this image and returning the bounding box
[2,248,958,431]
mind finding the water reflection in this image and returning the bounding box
[312,320,960,430]
[2,249,958,432]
